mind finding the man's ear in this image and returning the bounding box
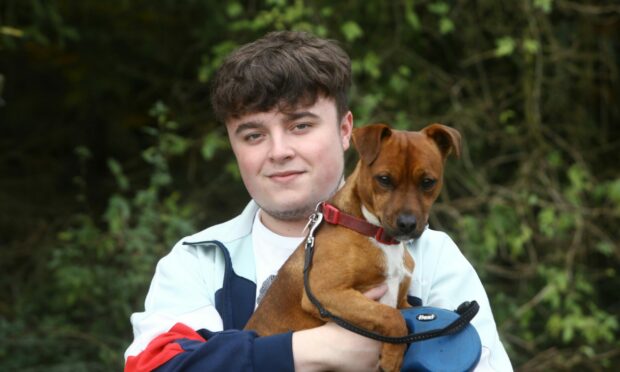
[339,111,354,151]
[352,124,392,165]
[421,123,462,160]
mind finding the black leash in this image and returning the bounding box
[302,208,479,344]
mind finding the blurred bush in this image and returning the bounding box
[0,0,618,370]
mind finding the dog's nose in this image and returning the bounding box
[396,214,417,234]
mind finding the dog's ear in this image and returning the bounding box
[422,123,462,159]
[352,124,393,165]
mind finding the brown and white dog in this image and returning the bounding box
[244,123,461,371]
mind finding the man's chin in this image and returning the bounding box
[256,184,341,223]
[258,200,318,222]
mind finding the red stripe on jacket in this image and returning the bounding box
[125,322,205,372]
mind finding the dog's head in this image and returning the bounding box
[352,123,461,240]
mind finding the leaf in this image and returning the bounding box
[495,36,516,57]
[499,109,515,124]
[523,38,539,54]
[406,11,421,30]
[201,132,227,160]
[607,179,620,203]
[428,2,449,15]
[595,241,614,257]
[266,0,286,6]
[227,2,243,18]
[547,150,562,168]
[149,100,168,118]
[567,164,590,192]
[105,195,131,234]
[225,161,241,180]
[1,26,24,38]
[363,52,381,79]
[404,0,421,31]
[537,208,556,237]
[341,21,363,42]
[74,146,91,160]
[439,18,454,34]
[107,158,130,191]
[161,133,189,156]
[389,73,408,93]
[534,0,553,13]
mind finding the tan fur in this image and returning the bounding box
[244,123,461,371]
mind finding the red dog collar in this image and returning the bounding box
[320,202,399,245]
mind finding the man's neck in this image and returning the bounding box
[256,178,347,237]
[258,210,309,238]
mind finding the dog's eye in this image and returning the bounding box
[421,178,436,191]
[375,175,393,188]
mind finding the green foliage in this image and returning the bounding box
[0,102,195,369]
[533,0,554,14]
[1,0,619,370]
[341,21,363,42]
[495,36,517,57]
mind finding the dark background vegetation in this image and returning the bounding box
[1,0,619,370]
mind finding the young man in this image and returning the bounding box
[125,31,513,371]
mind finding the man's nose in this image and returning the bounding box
[268,133,295,162]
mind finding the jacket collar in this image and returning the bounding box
[183,200,259,245]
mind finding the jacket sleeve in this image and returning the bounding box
[409,231,513,372]
[125,322,293,372]
[124,241,295,372]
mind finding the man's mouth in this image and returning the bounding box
[268,170,305,183]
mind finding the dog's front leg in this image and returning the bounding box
[301,288,407,372]
[397,276,413,309]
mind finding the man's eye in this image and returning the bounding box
[244,133,263,142]
[293,123,311,131]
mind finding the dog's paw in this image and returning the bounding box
[379,343,406,372]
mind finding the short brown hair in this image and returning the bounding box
[211,31,351,123]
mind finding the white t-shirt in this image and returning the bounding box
[251,210,304,306]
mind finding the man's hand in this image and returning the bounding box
[292,284,388,371]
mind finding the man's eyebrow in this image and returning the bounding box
[284,111,319,121]
[234,121,263,135]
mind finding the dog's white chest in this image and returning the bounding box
[361,206,412,307]
[377,241,411,307]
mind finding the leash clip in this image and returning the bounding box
[304,208,324,250]
[304,208,324,272]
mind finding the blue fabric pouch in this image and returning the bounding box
[400,304,482,372]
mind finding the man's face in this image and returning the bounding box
[226,96,353,223]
